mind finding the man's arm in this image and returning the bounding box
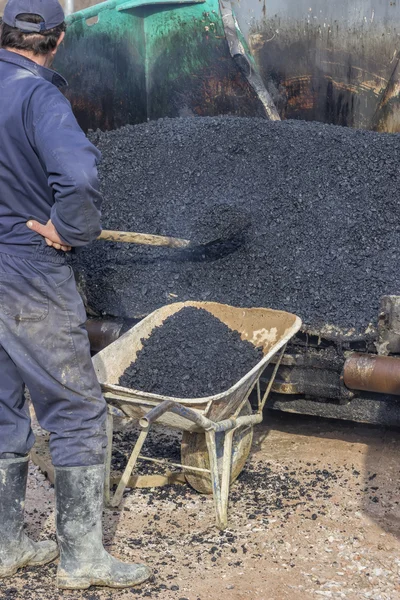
[30,88,103,247]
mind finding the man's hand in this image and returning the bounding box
[27,219,72,252]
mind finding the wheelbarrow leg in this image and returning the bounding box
[104,410,114,506]
[110,429,149,507]
[205,429,226,530]
[220,428,234,530]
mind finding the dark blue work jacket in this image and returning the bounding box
[0,49,102,263]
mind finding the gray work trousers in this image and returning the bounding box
[0,251,107,466]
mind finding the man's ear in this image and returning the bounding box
[55,31,65,50]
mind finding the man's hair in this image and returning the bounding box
[0,13,66,56]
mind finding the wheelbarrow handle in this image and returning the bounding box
[139,400,175,428]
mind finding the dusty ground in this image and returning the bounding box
[0,411,399,600]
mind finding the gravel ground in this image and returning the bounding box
[73,117,400,340]
[2,412,399,600]
[118,307,263,397]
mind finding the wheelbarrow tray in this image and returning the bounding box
[92,301,301,431]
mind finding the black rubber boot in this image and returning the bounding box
[55,464,151,590]
[0,456,59,578]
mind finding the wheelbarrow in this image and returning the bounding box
[92,301,301,529]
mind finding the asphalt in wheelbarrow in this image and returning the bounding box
[118,307,263,397]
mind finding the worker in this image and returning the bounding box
[0,0,151,590]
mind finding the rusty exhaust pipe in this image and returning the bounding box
[85,319,126,353]
[344,353,400,395]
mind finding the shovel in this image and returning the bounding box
[98,230,196,249]
[97,205,250,253]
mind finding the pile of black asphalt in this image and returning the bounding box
[73,116,400,341]
[118,307,263,398]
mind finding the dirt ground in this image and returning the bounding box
[0,411,399,600]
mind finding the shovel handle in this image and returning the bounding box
[98,229,190,249]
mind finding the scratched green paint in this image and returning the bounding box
[64,0,222,93]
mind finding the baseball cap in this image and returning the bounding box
[2,0,65,32]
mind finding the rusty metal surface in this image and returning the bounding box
[377,296,400,355]
[231,0,400,131]
[86,318,126,353]
[344,353,400,395]
[270,365,354,402]
[53,0,400,130]
[262,341,355,402]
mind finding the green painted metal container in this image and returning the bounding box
[56,0,270,131]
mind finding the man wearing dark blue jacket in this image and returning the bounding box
[0,0,151,589]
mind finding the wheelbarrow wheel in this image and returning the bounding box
[180,400,253,494]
